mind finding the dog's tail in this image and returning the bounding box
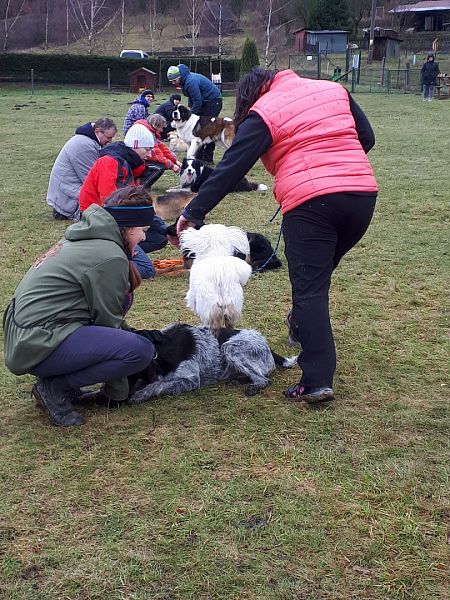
[208,304,239,337]
[271,351,298,369]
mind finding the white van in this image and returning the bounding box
[120,50,149,59]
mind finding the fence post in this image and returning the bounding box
[107,67,111,92]
[30,68,34,95]
[405,61,410,93]
[317,51,321,80]
[386,69,391,94]
[380,57,386,85]
[351,67,356,93]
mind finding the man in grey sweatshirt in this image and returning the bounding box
[46,117,117,221]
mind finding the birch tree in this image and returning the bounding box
[70,0,121,55]
[178,0,205,56]
[263,0,294,67]
[2,0,26,52]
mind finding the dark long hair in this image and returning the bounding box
[104,186,153,292]
[234,67,277,132]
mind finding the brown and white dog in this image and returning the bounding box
[171,105,235,159]
[151,190,195,221]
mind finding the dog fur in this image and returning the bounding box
[180,224,252,336]
[151,190,195,221]
[168,130,189,154]
[127,323,297,402]
[177,158,268,193]
[171,105,235,159]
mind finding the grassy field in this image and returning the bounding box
[0,86,449,600]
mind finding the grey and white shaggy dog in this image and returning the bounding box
[127,323,297,402]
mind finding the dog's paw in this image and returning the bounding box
[244,381,271,396]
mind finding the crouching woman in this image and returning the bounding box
[3,187,156,427]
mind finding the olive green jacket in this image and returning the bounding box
[3,205,130,399]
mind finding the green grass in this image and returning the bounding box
[0,87,449,600]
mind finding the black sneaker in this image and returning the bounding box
[283,383,335,404]
[285,308,301,347]
[52,208,70,221]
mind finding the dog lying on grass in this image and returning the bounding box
[127,323,297,401]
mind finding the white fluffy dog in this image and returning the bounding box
[180,224,252,336]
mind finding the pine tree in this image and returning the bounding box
[240,37,260,77]
[309,0,350,30]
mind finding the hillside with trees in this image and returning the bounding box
[1,1,385,60]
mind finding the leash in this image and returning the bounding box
[252,207,283,274]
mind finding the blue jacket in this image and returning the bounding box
[178,64,221,115]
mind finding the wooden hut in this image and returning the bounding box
[294,29,349,54]
[128,68,157,93]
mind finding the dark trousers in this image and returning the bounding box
[196,97,223,164]
[282,192,377,388]
[30,326,154,391]
[141,161,166,189]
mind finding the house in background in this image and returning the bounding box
[390,1,450,32]
[363,27,402,60]
[294,29,349,54]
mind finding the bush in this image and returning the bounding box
[0,54,241,85]
[240,38,260,78]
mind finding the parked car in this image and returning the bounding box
[120,50,149,59]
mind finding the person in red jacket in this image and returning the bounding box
[134,114,182,188]
[176,67,378,406]
[79,123,154,211]
[79,124,158,279]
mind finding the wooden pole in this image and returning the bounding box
[31,68,34,95]
[367,0,377,64]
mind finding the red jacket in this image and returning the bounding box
[135,120,178,170]
[251,70,378,213]
[79,142,145,212]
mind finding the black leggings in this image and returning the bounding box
[282,192,377,388]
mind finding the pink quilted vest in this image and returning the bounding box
[251,70,378,213]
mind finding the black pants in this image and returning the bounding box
[141,161,166,190]
[282,192,377,388]
[196,97,223,164]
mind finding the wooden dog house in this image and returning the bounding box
[128,67,157,93]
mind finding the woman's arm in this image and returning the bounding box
[346,90,376,153]
[180,113,272,228]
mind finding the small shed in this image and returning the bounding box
[294,29,349,54]
[364,28,402,60]
[128,67,157,93]
[390,1,450,32]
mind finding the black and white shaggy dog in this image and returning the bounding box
[128,323,297,402]
[178,158,268,193]
[165,222,283,273]
[171,105,235,159]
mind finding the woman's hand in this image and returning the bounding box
[176,215,196,238]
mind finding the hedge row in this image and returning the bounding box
[0,53,241,85]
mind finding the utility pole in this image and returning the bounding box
[367,0,377,63]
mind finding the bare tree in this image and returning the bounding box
[147,0,157,55]
[44,0,49,51]
[66,0,70,49]
[177,0,205,56]
[2,0,26,52]
[70,0,121,55]
[347,0,370,37]
[263,0,294,67]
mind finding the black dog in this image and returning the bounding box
[165,222,282,273]
[178,158,268,194]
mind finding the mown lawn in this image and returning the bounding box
[0,85,449,600]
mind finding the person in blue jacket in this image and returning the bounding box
[167,64,222,165]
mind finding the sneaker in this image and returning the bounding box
[285,308,301,347]
[283,383,335,404]
[52,208,70,221]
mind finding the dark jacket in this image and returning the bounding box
[421,58,439,85]
[79,142,145,211]
[155,95,180,122]
[178,64,221,115]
